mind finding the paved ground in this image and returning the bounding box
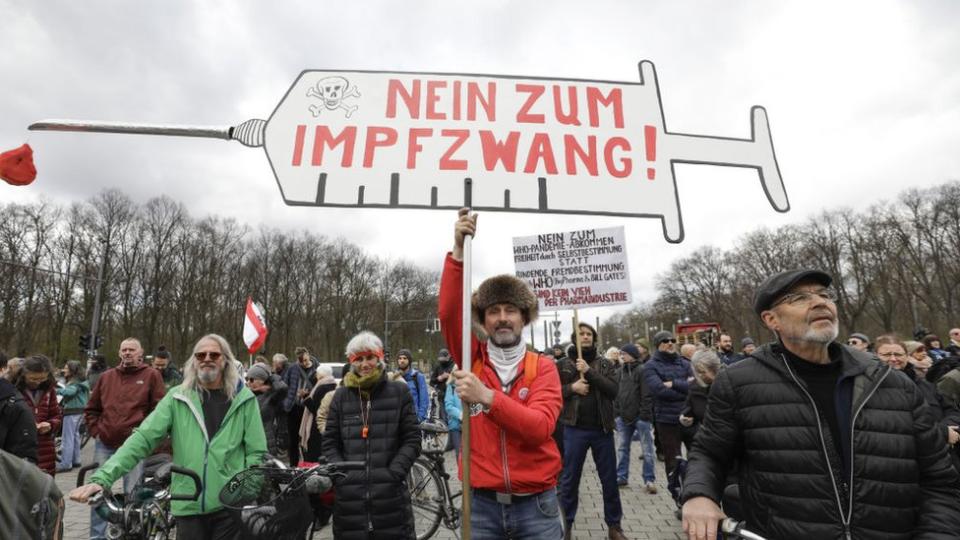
[55,439,686,539]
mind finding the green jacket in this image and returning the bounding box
[57,380,90,414]
[90,383,266,516]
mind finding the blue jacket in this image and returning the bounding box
[282,361,317,412]
[401,368,429,421]
[642,351,692,424]
[444,380,462,431]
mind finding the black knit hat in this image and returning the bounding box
[653,330,675,345]
[472,274,539,325]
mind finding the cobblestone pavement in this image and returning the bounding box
[56,439,685,539]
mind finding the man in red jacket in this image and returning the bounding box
[440,208,564,539]
[84,337,165,540]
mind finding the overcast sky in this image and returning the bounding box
[3,1,959,345]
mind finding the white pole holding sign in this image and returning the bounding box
[460,229,473,538]
[29,60,788,243]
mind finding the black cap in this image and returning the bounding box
[652,330,675,345]
[753,268,832,315]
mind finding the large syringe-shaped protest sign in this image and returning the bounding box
[28,60,788,539]
[30,60,788,242]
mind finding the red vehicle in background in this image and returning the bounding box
[674,322,721,348]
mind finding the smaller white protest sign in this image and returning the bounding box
[513,226,632,311]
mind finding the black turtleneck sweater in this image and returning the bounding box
[779,344,844,464]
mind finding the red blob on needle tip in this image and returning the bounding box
[0,144,37,186]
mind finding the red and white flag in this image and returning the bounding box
[243,297,268,353]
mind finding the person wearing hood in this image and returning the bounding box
[83,337,166,539]
[642,330,693,479]
[322,331,420,539]
[246,362,289,457]
[557,322,628,540]
[681,269,960,540]
[300,364,337,462]
[394,348,429,422]
[73,334,267,540]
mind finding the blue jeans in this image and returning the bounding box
[57,414,82,470]
[615,417,656,484]
[559,426,623,527]
[90,439,145,540]
[471,487,563,539]
[449,429,462,459]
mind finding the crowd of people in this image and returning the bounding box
[4,209,960,539]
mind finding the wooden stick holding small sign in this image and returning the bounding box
[573,309,586,382]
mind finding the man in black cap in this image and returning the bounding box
[681,268,960,540]
[642,330,692,480]
[846,332,870,352]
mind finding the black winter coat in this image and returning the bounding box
[558,349,619,432]
[321,372,421,539]
[0,379,37,463]
[642,351,692,424]
[683,343,960,539]
[614,361,652,423]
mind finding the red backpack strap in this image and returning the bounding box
[523,350,540,386]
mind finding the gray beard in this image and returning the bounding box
[199,367,220,384]
[802,323,840,344]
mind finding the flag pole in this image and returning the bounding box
[461,228,473,540]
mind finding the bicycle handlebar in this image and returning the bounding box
[77,462,100,487]
[167,465,203,502]
[720,518,767,540]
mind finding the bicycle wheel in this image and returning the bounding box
[408,459,443,540]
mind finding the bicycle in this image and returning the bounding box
[219,457,364,540]
[77,457,202,540]
[408,421,461,540]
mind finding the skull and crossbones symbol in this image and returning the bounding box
[307,76,360,118]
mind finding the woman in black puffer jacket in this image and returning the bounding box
[322,331,421,539]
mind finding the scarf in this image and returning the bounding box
[344,367,383,394]
[487,339,527,389]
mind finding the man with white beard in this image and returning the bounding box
[73,334,267,540]
[680,269,960,540]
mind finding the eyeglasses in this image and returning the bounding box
[772,288,837,308]
[660,339,677,344]
[877,352,906,359]
[194,351,222,361]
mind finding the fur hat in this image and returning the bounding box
[472,274,539,326]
